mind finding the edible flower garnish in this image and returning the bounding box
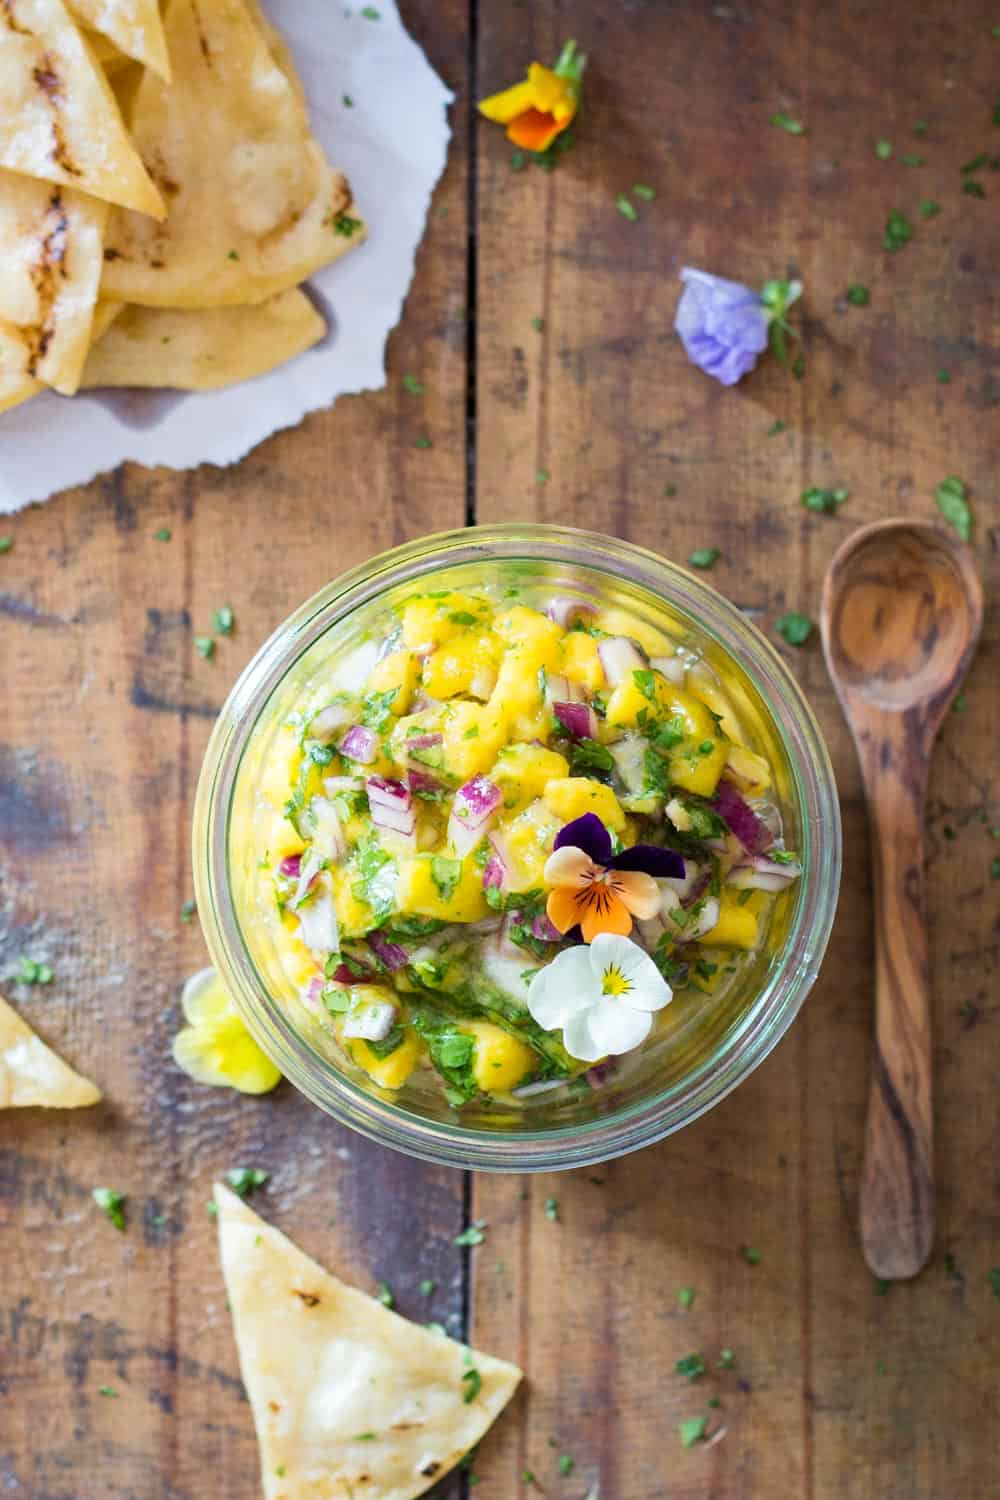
[526,932,673,1061]
[478,40,586,156]
[674,268,803,386]
[172,967,281,1095]
[544,812,683,942]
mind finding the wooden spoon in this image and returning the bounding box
[820,519,982,1280]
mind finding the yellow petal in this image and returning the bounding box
[174,972,282,1095]
[181,966,232,1026]
[478,78,536,125]
[525,62,576,120]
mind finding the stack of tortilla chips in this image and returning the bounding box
[0,0,365,413]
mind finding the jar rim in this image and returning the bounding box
[193,524,841,1171]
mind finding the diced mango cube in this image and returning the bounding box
[725,743,771,796]
[492,605,563,651]
[465,1020,537,1092]
[257,727,304,813]
[492,744,570,812]
[422,632,502,700]
[367,649,420,714]
[605,668,675,729]
[399,593,492,653]
[495,799,564,891]
[701,891,758,950]
[595,607,674,656]
[543,777,626,832]
[440,701,507,781]
[561,630,605,692]
[395,854,490,922]
[330,866,376,939]
[346,1028,422,1090]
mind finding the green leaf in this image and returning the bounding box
[98,1385,119,1397]
[989,1269,1000,1297]
[360,5,380,17]
[633,668,656,700]
[961,152,990,174]
[212,604,234,635]
[375,1281,394,1307]
[17,956,53,985]
[675,1352,706,1380]
[774,612,814,647]
[615,193,639,221]
[882,209,914,251]
[902,153,925,167]
[719,1348,735,1368]
[962,179,987,198]
[333,213,362,237]
[414,433,432,449]
[677,1286,695,1309]
[510,150,526,171]
[680,1416,708,1447]
[936,367,952,383]
[934,475,972,541]
[567,738,615,778]
[875,139,894,159]
[194,636,215,660]
[846,285,870,305]
[919,199,941,218]
[419,1278,436,1296]
[454,1222,486,1247]
[770,112,805,134]
[531,315,544,332]
[402,374,424,394]
[93,1187,126,1231]
[462,1367,482,1404]
[663,482,677,497]
[801,486,849,514]
[544,1196,559,1222]
[632,183,656,200]
[990,856,1000,879]
[153,527,171,541]
[180,899,196,922]
[360,686,399,732]
[559,1454,575,1475]
[741,1245,762,1265]
[767,419,787,437]
[688,547,720,570]
[535,468,550,485]
[225,1168,269,1197]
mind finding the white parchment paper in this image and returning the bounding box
[0,0,453,512]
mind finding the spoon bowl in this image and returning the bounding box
[821,519,982,1281]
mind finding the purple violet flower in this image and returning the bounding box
[675,268,802,386]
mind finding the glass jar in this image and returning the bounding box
[193,525,840,1170]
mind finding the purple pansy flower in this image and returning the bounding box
[675,268,802,386]
[544,813,685,944]
[553,813,685,876]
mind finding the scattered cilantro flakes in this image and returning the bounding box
[206,1200,218,1218]
[212,604,234,635]
[708,1396,721,1409]
[414,434,432,450]
[680,1416,708,1447]
[93,1188,126,1231]
[846,285,870,305]
[875,139,894,159]
[510,150,526,171]
[688,547,720,570]
[989,1269,1000,1297]
[521,1470,537,1485]
[360,4,380,16]
[98,1385,119,1397]
[875,1277,891,1295]
[677,1286,695,1309]
[180,899,196,922]
[775,612,814,646]
[801,486,849,514]
[961,152,989,175]
[741,1245,762,1265]
[454,1222,486,1247]
[633,183,656,200]
[936,367,952,383]
[914,119,929,135]
[767,419,787,436]
[153,527,171,541]
[225,1168,269,1198]
[462,1367,482,1404]
[227,249,239,261]
[535,468,550,485]
[426,1321,447,1335]
[883,210,914,252]
[545,1196,559,1222]
[675,1352,706,1380]
[275,1466,286,1478]
[663,482,677,497]
[559,1454,575,1475]
[17,956,53,985]
[615,193,639,221]
[194,635,215,660]
[375,1281,394,1307]
[353,1432,376,1441]
[342,94,353,108]
[934,475,972,541]
[770,111,805,134]
[902,153,925,167]
[990,856,1000,879]
[402,374,424,395]
[963,179,987,198]
[719,1348,735,1368]
[0,536,12,553]
[333,213,362,237]
[791,353,806,379]
[953,693,968,713]
[419,1278,436,1296]
[920,199,941,219]
[531,315,544,332]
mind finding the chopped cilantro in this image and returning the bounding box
[153,527,171,541]
[462,1367,482,1403]
[875,139,893,159]
[677,1286,695,1309]
[430,855,462,903]
[920,199,941,218]
[791,353,806,379]
[419,1278,436,1296]
[963,179,987,198]
[664,482,677,497]
[633,183,656,200]
[354,1432,376,1441]
[934,475,971,541]
[535,468,550,484]
[741,1245,762,1265]
[688,547,720,570]
[180,899,196,922]
[770,112,805,134]
[914,119,928,134]
[16,956,53,985]
[680,1416,708,1447]
[767,419,787,436]
[360,686,399,732]
[675,1352,706,1380]
[93,1187,126,1231]
[225,1168,269,1198]
[545,1196,559,1222]
[568,738,615,777]
[0,536,12,553]
[633,668,656,700]
[531,315,544,332]
[719,1348,735,1368]
[360,5,380,16]
[454,1222,486,1247]
[212,604,234,635]
[990,856,1000,879]
[559,1454,575,1475]
[194,636,215,660]
[206,1200,218,1218]
[902,153,925,167]
[961,152,990,175]
[227,249,239,261]
[333,213,363,237]
[414,433,432,449]
[989,1269,1000,1298]
[953,693,968,713]
[801,486,849,514]
[402,374,424,395]
[737,887,753,905]
[846,285,870,306]
[510,150,526,170]
[616,193,639,220]
[98,1385,119,1397]
[342,94,353,107]
[882,209,914,252]
[375,1281,394,1307]
[775,611,814,646]
[708,1396,721,1409]
[936,367,952,383]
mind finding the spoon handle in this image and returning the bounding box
[857,715,934,1279]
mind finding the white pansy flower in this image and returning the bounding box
[526,933,673,1063]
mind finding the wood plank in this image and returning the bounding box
[471,0,1000,1495]
[0,4,471,1495]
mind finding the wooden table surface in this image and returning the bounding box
[3,1,999,1495]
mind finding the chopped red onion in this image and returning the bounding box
[712,779,773,855]
[598,636,647,686]
[680,870,712,910]
[278,854,301,878]
[728,853,802,891]
[289,848,324,910]
[329,961,371,984]
[324,775,363,795]
[650,654,686,684]
[449,776,502,856]
[585,1060,617,1089]
[309,797,346,862]
[339,725,378,765]
[511,1078,567,1098]
[531,913,562,943]
[309,701,358,741]
[296,887,340,955]
[367,931,410,971]
[484,835,512,894]
[407,767,441,794]
[553,701,599,740]
[407,732,444,751]
[343,998,398,1042]
[367,776,416,837]
[546,597,598,629]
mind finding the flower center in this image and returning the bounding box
[600,964,631,998]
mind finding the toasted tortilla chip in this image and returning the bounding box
[77,24,132,75]
[81,288,325,389]
[0,993,101,1107]
[0,170,108,394]
[89,296,122,342]
[0,0,165,218]
[242,0,305,108]
[101,0,365,308]
[215,1184,522,1500]
[66,0,170,81]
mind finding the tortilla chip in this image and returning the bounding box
[101,0,365,308]
[0,169,108,394]
[0,0,164,218]
[242,0,305,108]
[214,1184,522,1500]
[66,0,170,81]
[81,288,325,389]
[89,296,122,342]
[77,24,132,74]
[0,993,101,1107]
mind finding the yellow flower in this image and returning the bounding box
[172,967,281,1095]
[478,40,586,155]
